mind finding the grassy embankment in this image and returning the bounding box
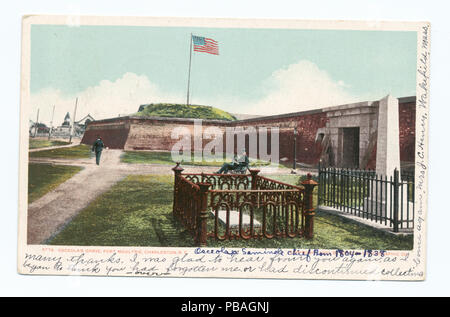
[28,163,83,203]
[29,138,71,149]
[49,174,413,250]
[134,103,237,121]
[29,144,92,159]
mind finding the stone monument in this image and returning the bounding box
[375,94,401,176]
[363,95,413,227]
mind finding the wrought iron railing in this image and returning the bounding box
[318,167,415,232]
[172,163,318,246]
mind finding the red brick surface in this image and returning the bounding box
[399,101,416,163]
[81,119,130,149]
[364,101,416,168]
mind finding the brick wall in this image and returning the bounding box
[123,118,227,151]
[399,101,416,163]
[362,100,416,169]
[81,99,415,167]
[231,112,328,165]
[81,118,130,149]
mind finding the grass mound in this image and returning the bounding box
[134,103,237,121]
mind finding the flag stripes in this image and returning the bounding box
[192,35,219,55]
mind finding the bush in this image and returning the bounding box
[296,174,319,186]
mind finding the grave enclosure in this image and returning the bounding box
[172,163,318,246]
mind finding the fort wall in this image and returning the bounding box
[82,97,416,168]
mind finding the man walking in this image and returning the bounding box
[92,135,106,165]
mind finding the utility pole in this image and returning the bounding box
[48,105,55,140]
[69,97,78,143]
[33,108,39,138]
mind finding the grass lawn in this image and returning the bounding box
[262,174,303,186]
[29,138,71,149]
[262,174,319,207]
[28,163,83,203]
[29,144,92,159]
[121,151,275,168]
[49,174,413,250]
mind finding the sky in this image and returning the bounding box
[29,24,418,124]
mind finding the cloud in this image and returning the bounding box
[169,60,360,116]
[29,72,182,124]
[30,61,363,125]
[246,60,359,115]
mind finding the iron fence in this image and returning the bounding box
[318,166,415,232]
[172,163,318,246]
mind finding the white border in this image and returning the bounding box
[1,0,447,297]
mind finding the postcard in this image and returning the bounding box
[18,15,429,280]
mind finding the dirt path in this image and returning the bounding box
[27,149,221,244]
[27,149,307,244]
[27,150,126,244]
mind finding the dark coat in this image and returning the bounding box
[92,139,105,153]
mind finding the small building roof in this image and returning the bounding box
[75,114,95,125]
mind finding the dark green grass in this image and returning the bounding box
[264,174,303,186]
[135,103,237,121]
[49,174,413,250]
[29,138,71,149]
[121,151,273,168]
[29,144,92,159]
[264,174,319,207]
[28,163,83,203]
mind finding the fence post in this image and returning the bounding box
[249,169,260,207]
[172,162,184,218]
[301,173,318,239]
[317,161,322,205]
[197,183,211,246]
[393,168,399,233]
[249,169,260,190]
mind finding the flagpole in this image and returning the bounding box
[48,105,55,140]
[33,108,39,138]
[186,33,193,106]
[69,97,78,143]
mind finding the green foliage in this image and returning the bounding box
[28,163,83,203]
[296,174,320,185]
[29,144,92,159]
[134,103,237,121]
[49,174,413,250]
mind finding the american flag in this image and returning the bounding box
[192,35,219,55]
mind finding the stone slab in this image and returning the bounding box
[211,209,261,229]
